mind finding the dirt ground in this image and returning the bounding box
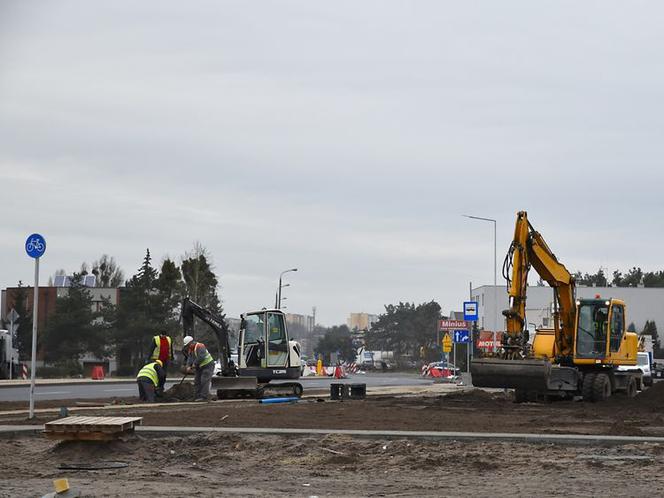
[2,385,664,496]
[3,383,664,437]
[2,431,664,497]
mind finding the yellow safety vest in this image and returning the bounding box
[195,343,214,368]
[137,362,160,386]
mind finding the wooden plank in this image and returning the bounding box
[45,431,116,441]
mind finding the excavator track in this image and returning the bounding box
[216,381,303,400]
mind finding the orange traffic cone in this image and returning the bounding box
[334,366,343,379]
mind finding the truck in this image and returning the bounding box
[471,211,643,402]
[0,329,20,380]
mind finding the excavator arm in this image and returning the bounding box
[181,298,236,376]
[501,211,576,359]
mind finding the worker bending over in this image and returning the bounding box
[182,335,215,401]
[136,359,166,403]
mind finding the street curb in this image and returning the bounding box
[0,378,161,388]
[0,425,662,445]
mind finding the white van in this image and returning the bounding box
[618,351,652,389]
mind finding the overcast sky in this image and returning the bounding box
[1,1,663,325]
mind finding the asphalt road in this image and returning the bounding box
[0,373,434,403]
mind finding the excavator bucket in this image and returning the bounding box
[470,358,552,391]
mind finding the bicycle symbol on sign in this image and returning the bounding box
[26,238,44,253]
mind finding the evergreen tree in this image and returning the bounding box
[110,249,163,372]
[155,258,186,336]
[366,300,442,357]
[314,325,355,363]
[642,320,661,356]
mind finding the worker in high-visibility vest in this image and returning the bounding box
[136,359,166,403]
[147,332,174,371]
[182,336,215,401]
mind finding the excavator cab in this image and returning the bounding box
[238,309,301,381]
[574,298,637,366]
[575,299,610,359]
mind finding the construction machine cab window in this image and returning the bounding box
[267,312,288,366]
[243,313,264,367]
[576,302,609,358]
[610,304,624,352]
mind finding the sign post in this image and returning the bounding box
[442,333,452,367]
[463,301,479,373]
[25,233,46,419]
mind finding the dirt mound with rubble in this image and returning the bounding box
[163,381,195,401]
[4,432,664,497]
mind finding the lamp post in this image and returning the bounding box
[462,215,497,333]
[276,268,297,309]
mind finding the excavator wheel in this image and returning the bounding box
[581,373,596,402]
[625,377,637,398]
[592,373,611,402]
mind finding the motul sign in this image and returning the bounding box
[439,319,467,330]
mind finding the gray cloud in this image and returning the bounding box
[2,1,664,323]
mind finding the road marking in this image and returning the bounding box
[36,391,70,395]
[104,388,135,392]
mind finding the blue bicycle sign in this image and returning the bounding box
[25,233,46,259]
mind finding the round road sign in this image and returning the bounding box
[25,233,46,259]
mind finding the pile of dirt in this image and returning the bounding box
[439,388,504,403]
[163,381,195,401]
[632,381,664,409]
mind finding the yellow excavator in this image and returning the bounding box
[471,211,641,402]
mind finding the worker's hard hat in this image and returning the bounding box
[154,359,163,367]
[183,335,194,347]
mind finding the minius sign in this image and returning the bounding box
[439,319,467,330]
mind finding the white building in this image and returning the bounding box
[472,285,664,333]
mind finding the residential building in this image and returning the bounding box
[347,312,378,332]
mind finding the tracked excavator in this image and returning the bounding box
[470,211,641,402]
[181,298,303,399]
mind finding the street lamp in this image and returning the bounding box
[462,215,497,333]
[276,268,298,309]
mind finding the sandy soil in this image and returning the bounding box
[3,383,664,437]
[2,431,664,497]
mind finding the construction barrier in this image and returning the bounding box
[91,365,105,380]
[20,363,28,380]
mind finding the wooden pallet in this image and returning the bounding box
[44,416,143,441]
